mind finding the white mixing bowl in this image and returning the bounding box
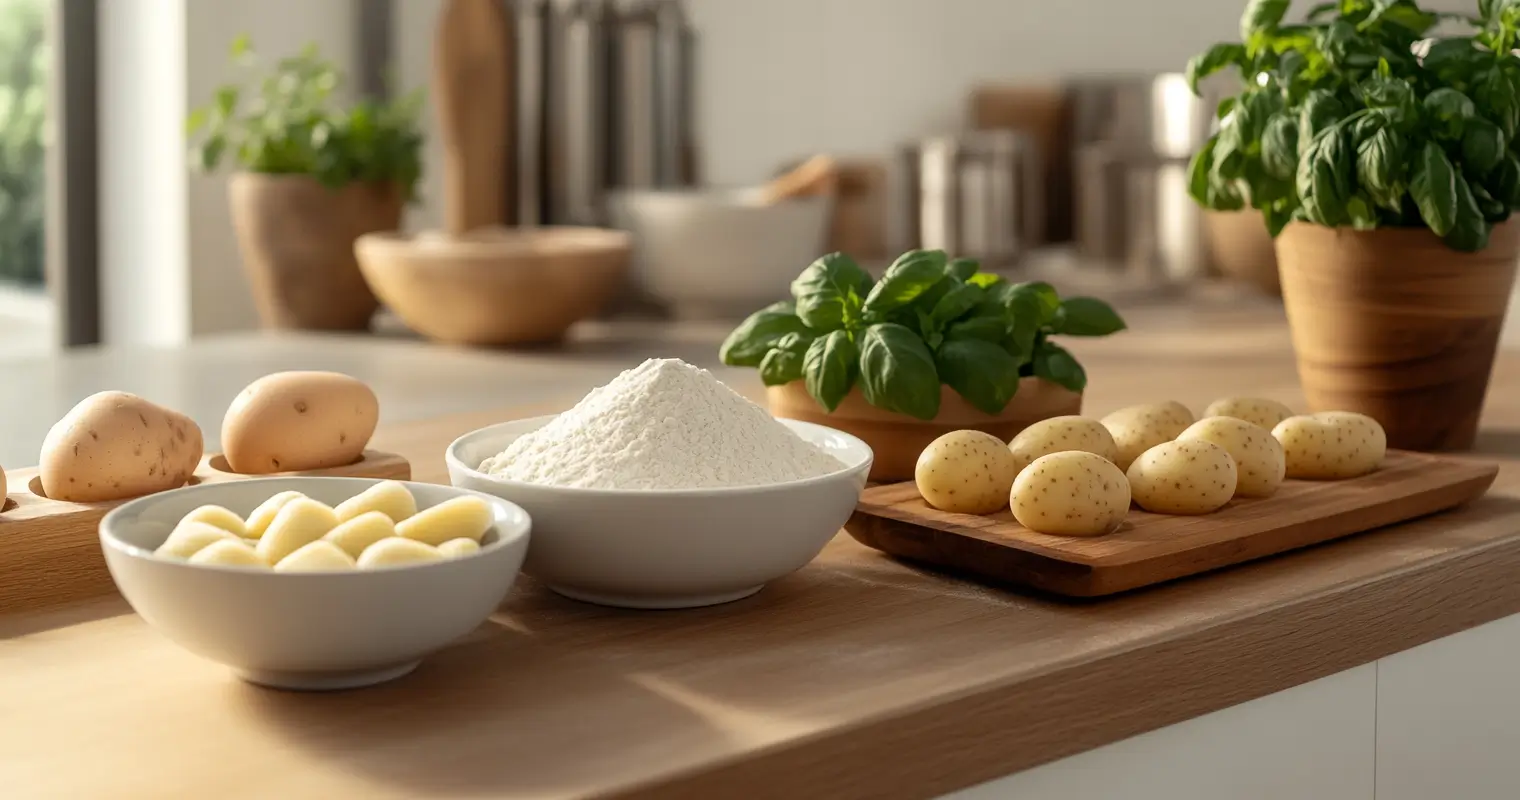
[446,417,871,609]
[99,477,531,691]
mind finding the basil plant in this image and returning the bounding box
[1188,0,1520,252]
[719,250,1126,421]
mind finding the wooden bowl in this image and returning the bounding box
[767,379,1083,482]
[355,227,631,346]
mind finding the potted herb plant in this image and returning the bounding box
[187,37,425,331]
[720,250,1126,480]
[1188,0,1520,450]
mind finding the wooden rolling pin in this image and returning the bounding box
[759,155,840,205]
[433,0,514,234]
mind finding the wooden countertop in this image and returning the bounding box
[8,303,1520,799]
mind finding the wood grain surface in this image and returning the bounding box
[0,451,410,615]
[849,450,1498,596]
[11,306,1520,798]
[432,0,513,232]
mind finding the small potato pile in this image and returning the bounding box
[913,396,1388,538]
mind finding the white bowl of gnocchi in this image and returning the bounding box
[98,477,531,691]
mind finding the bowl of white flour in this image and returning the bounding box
[445,358,872,609]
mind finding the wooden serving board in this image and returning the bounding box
[0,450,410,614]
[846,450,1499,598]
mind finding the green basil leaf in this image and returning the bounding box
[935,339,1022,415]
[1241,0,1290,40]
[1008,281,1060,324]
[1297,126,1353,227]
[1445,172,1491,252]
[1187,43,1246,95]
[858,323,940,420]
[758,332,812,387]
[978,280,1017,313]
[1422,37,1479,74]
[1306,1,1336,21]
[1476,69,1520,140]
[803,330,859,412]
[1051,297,1127,337]
[863,250,948,315]
[1472,180,1509,222]
[1424,88,1477,140]
[1494,153,1520,206]
[1005,292,1043,364]
[1264,200,1294,237]
[790,253,871,332]
[1368,0,1436,34]
[1321,21,1378,70]
[719,301,810,367]
[966,272,1003,289]
[945,258,980,282]
[1357,124,1407,212]
[1188,137,1218,205]
[1359,76,1416,116]
[1462,118,1506,176]
[929,283,984,330]
[1299,90,1347,157]
[1260,115,1299,181]
[1411,141,1460,237]
[1031,341,1087,393]
[1347,194,1379,230]
[945,316,1007,344]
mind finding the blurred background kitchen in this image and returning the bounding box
[0,0,1479,360]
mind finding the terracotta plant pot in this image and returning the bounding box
[1204,209,1280,296]
[767,379,1083,482]
[228,173,404,331]
[1276,221,1520,451]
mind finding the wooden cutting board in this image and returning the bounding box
[846,450,1498,598]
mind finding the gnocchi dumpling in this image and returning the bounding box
[914,430,1021,515]
[437,538,482,559]
[1102,401,1196,471]
[396,496,494,546]
[1178,416,1286,498]
[1126,439,1237,515]
[335,480,417,524]
[275,540,357,572]
[178,504,247,538]
[256,497,340,565]
[1007,416,1119,475]
[1204,397,1295,431]
[156,520,241,559]
[357,537,445,569]
[244,490,306,539]
[1273,411,1386,480]
[322,510,397,558]
[1009,451,1130,537]
[187,539,265,567]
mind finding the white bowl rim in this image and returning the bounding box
[446,416,873,497]
[99,477,532,577]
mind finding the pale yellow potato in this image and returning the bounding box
[1101,401,1196,471]
[1204,397,1295,431]
[179,504,247,538]
[914,430,1021,515]
[221,371,379,474]
[1178,416,1286,498]
[1272,411,1387,479]
[244,490,306,539]
[1126,439,1237,515]
[275,540,357,572]
[187,539,266,568]
[39,391,204,503]
[1010,451,1130,537]
[335,480,417,523]
[155,520,240,559]
[1007,416,1119,474]
[1,467,7,506]
[397,495,495,546]
[322,511,397,558]
[256,497,340,565]
[437,538,482,559]
[357,537,445,569]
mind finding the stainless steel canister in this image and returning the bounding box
[511,0,549,226]
[902,131,1043,268]
[1074,141,1206,283]
[545,0,611,225]
[607,0,696,190]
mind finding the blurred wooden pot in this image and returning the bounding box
[1204,209,1280,296]
[768,379,1082,482]
[1276,221,1520,451]
[229,174,403,331]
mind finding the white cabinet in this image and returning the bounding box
[1376,614,1520,800]
[945,664,1377,800]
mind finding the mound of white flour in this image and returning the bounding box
[480,358,845,490]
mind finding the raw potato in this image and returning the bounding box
[437,538,482,558]
[156,521,240,559]
[0,466,7,508]
[244,490,305,539]
[188,540,266,568]
[1204,397,1295,431]
[1273,411,1387,479]
[1007,416,1119,474]
[914,430,1021,515]
[335,480,416,523]
[1010,451,1130,536]
[358,537,445,569]
[322,511,398,558]
[396,495,495,546]
[179,504,247,538]
[39,391,204,502]
[1126,439,1237,515]
[256,497,340,565]
[1102,401,1196,471]
[1178,417,1286,498]
[221,371,379,474]
[275,541,357,572]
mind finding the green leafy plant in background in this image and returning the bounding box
[0,0,46,287]
[720,250,1126,420]
[187,35,426,202]
[1187,0,1520,252]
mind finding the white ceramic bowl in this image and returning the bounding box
[99,477,531,691]
[446,417,872,609]
[606,188,833,318]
